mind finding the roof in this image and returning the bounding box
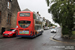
[22,8,31,11]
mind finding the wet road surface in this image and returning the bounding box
[0,27,75,50]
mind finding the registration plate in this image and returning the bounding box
[19,30,29,34]
[4,34,8,35]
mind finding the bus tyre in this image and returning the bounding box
[40,32,42,35]
[40,31,43,35]
[34,32,37,38]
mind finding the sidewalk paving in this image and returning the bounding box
[53,35,75,43]
[0,35,3,38]
[53,27,75,43]
[53,33,75,43]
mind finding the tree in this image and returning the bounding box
[46,0,75,37]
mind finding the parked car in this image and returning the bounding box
[49,27,52,29]
[44,27,49,30]
[51,28,57,33]
[3,28,17,37]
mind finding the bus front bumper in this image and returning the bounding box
[16,35,33,37]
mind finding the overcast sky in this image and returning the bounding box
[17,0,59,26]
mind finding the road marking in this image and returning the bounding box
[50,37,75,44]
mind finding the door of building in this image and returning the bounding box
[1,27,5,35]
[0,11,1,23]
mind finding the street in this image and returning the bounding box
[0,27,75,50]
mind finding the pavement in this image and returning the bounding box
[52,27,75,43]
[0,35,3,38]
[53,35,75,43]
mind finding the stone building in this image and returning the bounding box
[0,0,20,34]
[45,19,51,27]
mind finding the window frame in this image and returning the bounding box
[7,0,11,9]
[7,14,11,25]
[0,11,1,23]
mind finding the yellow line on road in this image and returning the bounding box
[50,37,75,44]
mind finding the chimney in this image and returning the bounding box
[37,12,40,16]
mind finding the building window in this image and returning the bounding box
[0,11,1,23]
[7,14,11,25]
[7,0,12,9]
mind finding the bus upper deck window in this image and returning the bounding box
[20,13,30,17]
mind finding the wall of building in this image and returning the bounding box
[11,0,20,28]
[0,0,7,33]
[0,0,20,34]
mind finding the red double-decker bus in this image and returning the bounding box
[16,11,43,38]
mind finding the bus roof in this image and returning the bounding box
[18,11,33,13]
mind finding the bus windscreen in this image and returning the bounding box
[18,21,31,28]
